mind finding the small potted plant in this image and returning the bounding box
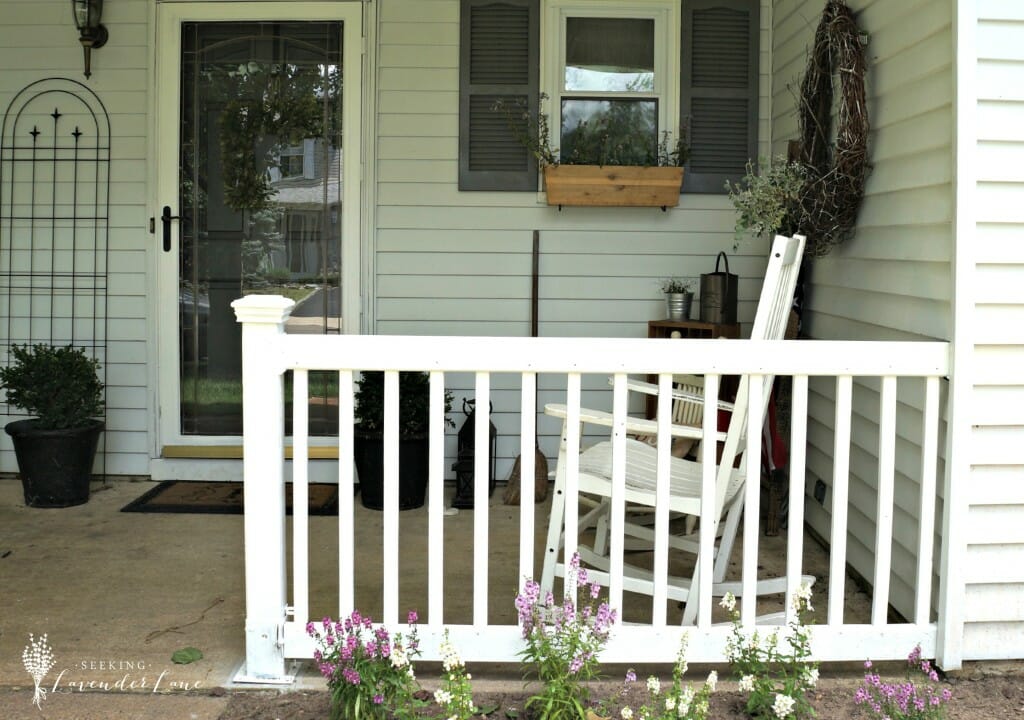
[660,277,695,321]
[0,344,104,507]
[353,371,453,510]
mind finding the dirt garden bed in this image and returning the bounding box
[216,671,1024,719]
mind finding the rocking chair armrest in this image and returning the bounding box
[621,377,736,412]
[543,403,725,442]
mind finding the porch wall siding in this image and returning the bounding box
[961,3,1024,660]
[771,0,954,622]
[374,0,775,475]
[0,0,151,476]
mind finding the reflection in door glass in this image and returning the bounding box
[179,22,342,435]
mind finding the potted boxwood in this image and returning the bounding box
[0,344,104,508]
[353,371,453,510]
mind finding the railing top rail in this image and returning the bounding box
[268,335,950,378]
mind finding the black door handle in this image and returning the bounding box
[161,206,180,252]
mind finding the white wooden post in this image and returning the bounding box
[231,295,295,683]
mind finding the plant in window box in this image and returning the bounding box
[494,94,688,208]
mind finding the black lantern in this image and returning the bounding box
[71,0,109,79]
[450,399,497,509]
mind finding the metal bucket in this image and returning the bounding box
[699,251,738,324]
[665,292,693,321]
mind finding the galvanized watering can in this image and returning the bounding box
[699,251,738,324]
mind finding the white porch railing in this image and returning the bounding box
[232,296,952,682]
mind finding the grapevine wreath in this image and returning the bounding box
[797,0,870,257]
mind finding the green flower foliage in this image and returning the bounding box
[0,344,103,429]
[724,586,819,719]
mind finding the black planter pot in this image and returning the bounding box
[5,419,104,508]
[353,432,429,511]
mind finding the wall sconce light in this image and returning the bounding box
[71,0,109,79]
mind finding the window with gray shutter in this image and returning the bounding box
[681,0,759,194]
[459,0,540,191]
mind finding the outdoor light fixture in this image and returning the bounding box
[71,0,108,79]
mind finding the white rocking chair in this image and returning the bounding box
[541,234,808,624]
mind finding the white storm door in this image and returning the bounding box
[155,2,362,449]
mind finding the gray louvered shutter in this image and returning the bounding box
[680,0,759,193]
[459,0,539,191]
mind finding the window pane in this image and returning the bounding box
[560,99,657,165]
[565,17,654,92]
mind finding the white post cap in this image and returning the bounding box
[231,295,296,325]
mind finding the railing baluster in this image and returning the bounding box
[338,370,355,617]
[383,370,400,626]
[565,373,582,607]
[652,372,672,626]
[473,372,491,626]
[916,376,940,624]
[608,373,628,616]
[428,371,446,626]
[741,375,764,626]
[873,376,897,625]
[696,373,720,629]
[786,375,809,623]
[519,372,537,590]
[829,375,853,626]
[292,369,310,629]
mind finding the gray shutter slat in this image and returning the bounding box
[469,95,529,170]
[459,0,539,191]
[681,0,759,194]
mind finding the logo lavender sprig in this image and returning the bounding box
[23,633,55,708]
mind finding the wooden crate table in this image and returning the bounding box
[645,319,740,419]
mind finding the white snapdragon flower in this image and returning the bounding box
[434,689,453,706]
[738,674,755,692]
[772,693,795,718]
[620,707,633,720]
[793,583,814,613]
[706,670,718,691]
[440,642,463,672]
[678,686,694,715]
[391,646,409,669]
[807,667,819,687]
[719,592,736,613]
[664,696,676,712]
[646,676,661,695]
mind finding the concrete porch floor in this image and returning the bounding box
[0,476,872,701]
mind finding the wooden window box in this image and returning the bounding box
[543,165,684,208]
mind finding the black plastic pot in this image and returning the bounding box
[5,419,103,508]
[353,432,429,510]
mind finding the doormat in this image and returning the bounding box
[120,481,338,515]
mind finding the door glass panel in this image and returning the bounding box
[179,22,342,435]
